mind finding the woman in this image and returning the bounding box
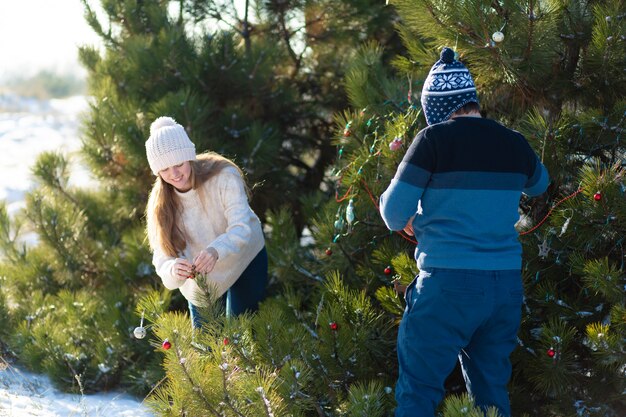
[145,116,267,327]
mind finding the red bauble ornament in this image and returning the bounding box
[343,129,351,137]
[384,266,392,275]
[162,339,172,350]
[389,138,403,151]
[223,337,229,345]
[329,322,339,331]
[593,192,602,201]
[325,248,332,256]
[547,348,555,358]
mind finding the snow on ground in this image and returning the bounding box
[0,360,153,417]
[0,94,154,416]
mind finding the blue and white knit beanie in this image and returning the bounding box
[421,47,479,125]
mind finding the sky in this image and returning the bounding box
[0,0,103,81]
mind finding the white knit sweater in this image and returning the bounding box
[149,166,265,305]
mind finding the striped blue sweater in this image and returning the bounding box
[380,116,549,270]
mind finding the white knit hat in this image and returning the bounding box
[145,116,196,175]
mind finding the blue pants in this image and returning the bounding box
[395,268,523,417]
[189,247,268,328]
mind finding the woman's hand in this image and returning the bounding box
[172,258,194,279]
[193,247,219,274]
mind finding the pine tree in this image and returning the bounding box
[149,0,625,413]
[310,0,625,415]
[0,0,401,399]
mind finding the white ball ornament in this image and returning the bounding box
[133,326,147,339]
[492,31,505,43]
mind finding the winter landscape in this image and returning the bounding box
[0,1,624,416]
[0,94,153,417]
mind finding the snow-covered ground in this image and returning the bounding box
[0,359,153,417]
[0,94,154,416]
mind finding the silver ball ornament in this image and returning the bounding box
[133,326,147,339]
[492,31,505,43]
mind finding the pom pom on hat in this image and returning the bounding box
[146,116,196,175]
[420,47,479,125]
[439,47,455,64]
[150,116,178,135]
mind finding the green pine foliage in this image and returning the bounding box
[135,258,397,416]
[0,150,159,393]
[76,0,401,224]
[0,287,10,346]
[317,0,625,415]
[0,0,403,404]
[440,393,503,417]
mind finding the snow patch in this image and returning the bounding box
[0,362,154,417]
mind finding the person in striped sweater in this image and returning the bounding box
[380,48,549,417]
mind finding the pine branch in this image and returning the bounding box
[80,0,119,47]
[292,263,324,283]
[172,345,225,417]
[255,386,276,417]
[276,7,302,77]
[242,0,251,56]
[219,364,247,417]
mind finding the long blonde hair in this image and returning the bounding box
[146,152,247,257]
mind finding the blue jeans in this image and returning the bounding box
[395,268,523,417]
[189,247,268,328]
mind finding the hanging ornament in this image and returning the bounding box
[547,348,555,358]
[384,266,392,275]
[492,31,505,43]
[334,206,345,230]
[369,141,377,154]
[346,199,356,226]
[162,339,172,350]
[329,322,339,331]
[389,137,403,151]
[538,239,550,259]
[343,121,352,137]
[559,214,572,237]
[133,311,146,339]
[593,192,602,201]
[133,326,146,340]
[325,248,333,256]
[223,337,229,345]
